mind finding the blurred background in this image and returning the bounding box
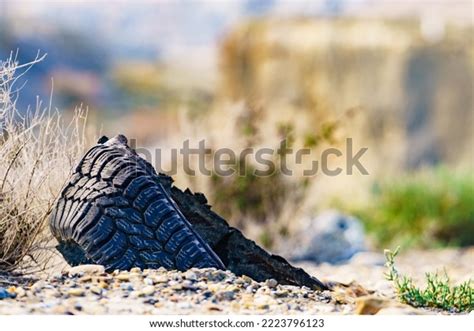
[1,0,473,263]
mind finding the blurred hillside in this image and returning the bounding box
[1,0,472,120]
[218,18,474,171]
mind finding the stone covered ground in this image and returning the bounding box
[0,247,472,315]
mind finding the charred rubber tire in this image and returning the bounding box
[50,135,225,272]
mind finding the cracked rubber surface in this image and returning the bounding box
[163,183,328,291]
[50,135,224,272]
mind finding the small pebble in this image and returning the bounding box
[98,281,109,289]
[154,275,168,283]
[142,286,155,296]
[265,279,278,288]
[120,283,134,291]
[217,291,235,301]
[0,287,10,299]
[6,287,17,299]
[143,277,154,286]
[116,274,130,282]
[15,287,26,298]
[68,265,105,277]
[30,280,45,293]
[68,288,85,297]
[241,275,253,283]
[184,271,198,281]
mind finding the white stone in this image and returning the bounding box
[68,265,105,277]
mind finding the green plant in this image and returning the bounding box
[350,168,474,248]
[384,247,473,313]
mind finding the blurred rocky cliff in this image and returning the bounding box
[219,18,473,171]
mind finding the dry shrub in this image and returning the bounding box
[0,53,89,272]
[157,99,345,249]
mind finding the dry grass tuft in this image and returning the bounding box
[0,52,89,273]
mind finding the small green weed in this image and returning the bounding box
[384,247,473,313]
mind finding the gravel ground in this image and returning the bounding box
[0,247,472,315]
[303,246,474,296]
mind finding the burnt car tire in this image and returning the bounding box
[50,135,225,272]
